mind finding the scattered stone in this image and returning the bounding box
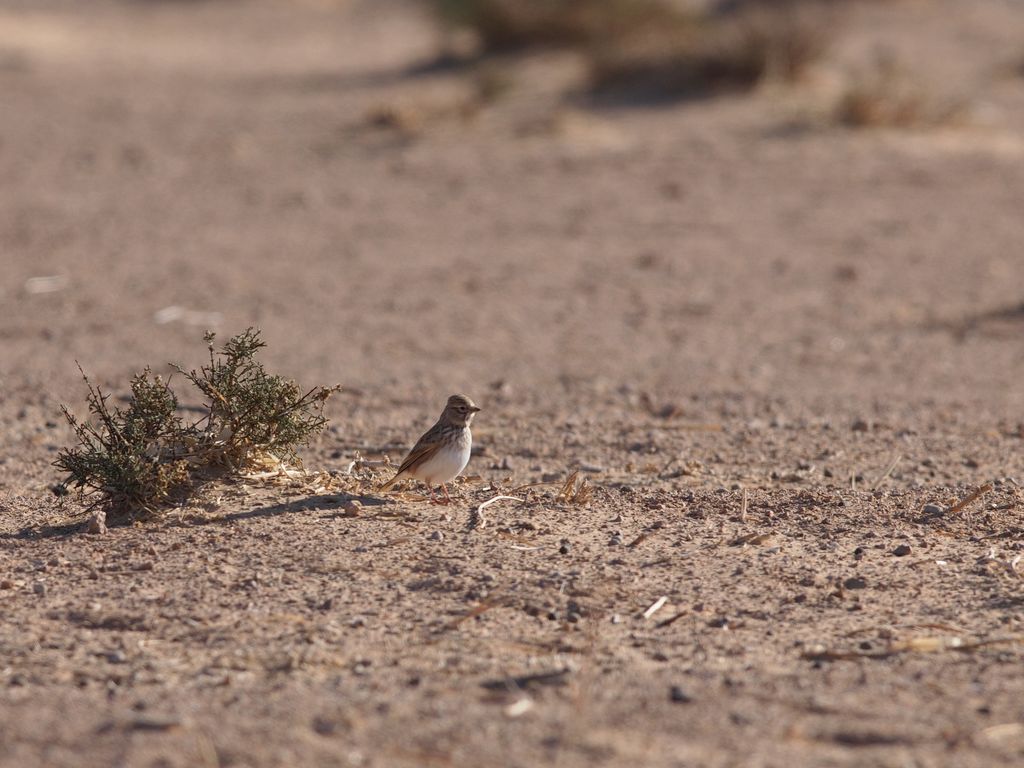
[893,544,912,556]
[669,685,692,703]
[32,582,46,597]
[0,579,13,590]
[558,540,571,555]
[428,530,444,542]
[843,577,868,590]
[128,715,182,732]
[504,697,534,718]
[86,510,107,535]
[922,504,944,516]
[312,716,339,736]
[341,500,363,517]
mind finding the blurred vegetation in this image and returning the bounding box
[836,55,967,129]
[431,0,835,97]
[432,0,686,53]
[55,329,339,519]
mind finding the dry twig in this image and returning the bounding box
[468,495,523,530]
[643,596,668,620]
[557,471,593,505]
[947,483,993,514]
[871,454,902,490]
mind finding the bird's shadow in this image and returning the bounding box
[219,493,389,523]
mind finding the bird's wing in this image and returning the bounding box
[380,422,444,489]
[395,426,445,476]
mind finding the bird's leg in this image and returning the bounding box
[441,483,452,505]
[427,486,441,504]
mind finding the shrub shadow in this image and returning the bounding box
[220,493,388,523]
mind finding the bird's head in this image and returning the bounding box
[442,393,480,427]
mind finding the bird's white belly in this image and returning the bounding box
[412,430,472,485]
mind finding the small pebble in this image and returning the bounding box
[32,582,46,597]
[428,530,444,542]
[558,540,571,555]
[893,544,912,556]
[922,504,943,515]
[312,716,338,736]
[843,577,867,590]
[669,686,692,704]
[0,579,13,590]
[86,510,107,535]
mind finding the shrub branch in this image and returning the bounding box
[55,329,340,519]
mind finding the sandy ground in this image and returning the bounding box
[2,1,1024,766]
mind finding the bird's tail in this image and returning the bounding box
[379,473,402,493]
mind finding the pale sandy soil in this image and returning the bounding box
[2,1,1024,766]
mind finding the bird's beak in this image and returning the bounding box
[471,406,482,413]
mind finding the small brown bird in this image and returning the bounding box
[380,394,480,504]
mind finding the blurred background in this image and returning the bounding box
[2,0,1024,449]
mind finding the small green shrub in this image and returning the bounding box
[177,329,336,469]
[55,329,339,518]
[56,370,192,513]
